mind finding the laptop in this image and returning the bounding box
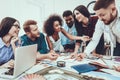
[0,44,37,79]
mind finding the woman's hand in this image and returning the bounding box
[10,37,19,45]
[70,52,77,59]
[76,53,87,61]
[81,36,90,42]
[0,59,14,69]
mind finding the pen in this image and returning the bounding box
[100,58,113,69]
[100,58,108,65]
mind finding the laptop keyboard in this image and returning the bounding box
[5,68,14,75]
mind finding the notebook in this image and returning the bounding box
[71,64,98,74]
[0,44,37,79]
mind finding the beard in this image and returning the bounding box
[67,22,73,28]
[103,13,115,25]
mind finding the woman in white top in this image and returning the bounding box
[43,14,89,53]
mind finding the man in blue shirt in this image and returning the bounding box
[21,20,58,60]
[61,10,77,52]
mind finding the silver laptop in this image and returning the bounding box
[0,44,37,79]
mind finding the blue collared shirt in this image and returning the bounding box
[61,23,77,45]
[0,38,14,65]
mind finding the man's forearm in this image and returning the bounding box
[36,52,48,61]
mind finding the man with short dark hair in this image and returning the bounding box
[61,10,77,52]
[77,0,120,60]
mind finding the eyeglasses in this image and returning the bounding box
[12,24,20,29]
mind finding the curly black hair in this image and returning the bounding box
[43,14,63,36]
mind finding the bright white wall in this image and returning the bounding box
[0,0,40,36]
[0,0,120,36]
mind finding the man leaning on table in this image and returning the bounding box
[21,20,58,61]
[76,0,120,61]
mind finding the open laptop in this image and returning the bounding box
[0,44,37,79]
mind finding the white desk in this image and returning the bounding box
[0,55,120,80]
[22,55,120,80]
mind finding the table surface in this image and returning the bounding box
[0,55,120,80]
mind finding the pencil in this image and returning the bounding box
[100,58,109,67]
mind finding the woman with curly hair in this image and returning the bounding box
[43,14,89,53]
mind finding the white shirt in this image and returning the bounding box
[84,6,120,55]
[49,32,64,52]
